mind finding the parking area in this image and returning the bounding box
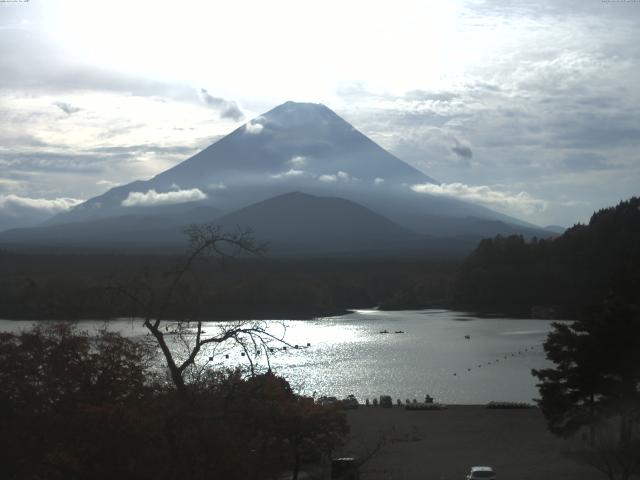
[339,405,602,480]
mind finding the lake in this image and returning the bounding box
[0,309,561,404]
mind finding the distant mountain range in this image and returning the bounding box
[0,101,556,257]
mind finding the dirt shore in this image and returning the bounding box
[338,405,603,480]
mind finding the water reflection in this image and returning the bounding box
[0,309,561,404]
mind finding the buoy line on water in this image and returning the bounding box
[450,344,542,377]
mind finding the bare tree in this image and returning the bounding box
[113,224,292,398]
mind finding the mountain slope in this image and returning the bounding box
[51,102,437,224]
[47,101,539,233]
[213,191,424,256]
[0,192,482,257]
[5,101,555,253]
[0,205,222,253]
[159,101,435,188]
[0,192,424,256]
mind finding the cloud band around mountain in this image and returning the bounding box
[270,169,306,179]
[0,194,83,214]
[121,188,207,207]
[411,182,548,215]
[319,171,351,183]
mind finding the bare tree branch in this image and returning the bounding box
[111,223,293,399]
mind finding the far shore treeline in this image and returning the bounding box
[0,255,456,320]
[454,196,640,317]
[0,196,638,321]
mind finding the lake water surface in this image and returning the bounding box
[0,309,561,404]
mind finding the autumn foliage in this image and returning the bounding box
[0,324,348,480]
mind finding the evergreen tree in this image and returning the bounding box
[533,299,640,445]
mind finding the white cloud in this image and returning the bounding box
[319,171,352,183]
[121,188,207,207]
[289,155,306,167]
[0,194,83,213]
[318,174,337,183]
[245,121,264,135]
[374,177,385,185]
[411,182,548,215]
[270,169,306,179]
[209,182,226,190]
[96,179,120,188]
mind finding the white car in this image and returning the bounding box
[466,466,496,479]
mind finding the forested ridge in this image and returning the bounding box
[454,197,640,317]
[0,253,456,320]
[1,197,638,321]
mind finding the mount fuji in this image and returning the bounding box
[0,101,552,256]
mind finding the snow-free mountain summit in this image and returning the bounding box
[0,102,553,256]
[52,101,439,222]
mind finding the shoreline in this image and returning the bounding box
[0,306,572,323]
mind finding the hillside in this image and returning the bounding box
[453,197,640,317]
[0,204,222,253]
[212,192,424,257]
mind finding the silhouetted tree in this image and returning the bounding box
[0,323,160,480]
[105,224,353,479]
[532,319,608,441]
[215,371,349,480]
[112,224,298,398]
[0,322,349,480]
[533,299,640,479]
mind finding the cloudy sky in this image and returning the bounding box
[1,0,639,228]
